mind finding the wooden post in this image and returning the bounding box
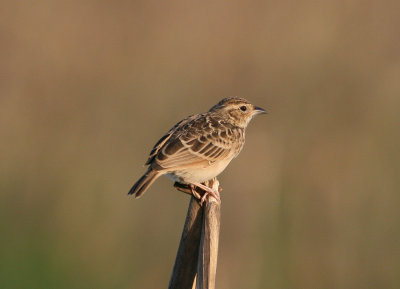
[168,196,203,289]
[196,194,221,289]
[169,180,221,289]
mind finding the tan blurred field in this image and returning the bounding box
[1,1,400,288]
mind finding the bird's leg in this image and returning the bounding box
[189,184,196,195]
[200,191,209,205]
[189,184,198,199]
[191,182,221,203]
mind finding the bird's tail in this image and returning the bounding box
[128,168,161,198]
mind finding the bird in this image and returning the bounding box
[128,97,267,201]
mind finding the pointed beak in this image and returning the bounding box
[254,106,267,115]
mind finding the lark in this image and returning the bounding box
[128,97,266,201]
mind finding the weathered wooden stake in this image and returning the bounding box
[168,180,221,289]
[196,194,221,289]
[168,196,203,289]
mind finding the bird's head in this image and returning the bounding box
[209,97,267,127]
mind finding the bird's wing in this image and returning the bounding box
[149,114,235,170]
[145,115,197,165]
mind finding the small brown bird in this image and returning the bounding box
[128,97,266,200]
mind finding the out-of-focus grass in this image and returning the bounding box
[1,1,400,288]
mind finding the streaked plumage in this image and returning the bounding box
[128,97,266,199]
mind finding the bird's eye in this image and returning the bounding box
[240,106,247,111]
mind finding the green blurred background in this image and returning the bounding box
[1,1,400,288]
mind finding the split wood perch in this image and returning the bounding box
[168,179,221,289]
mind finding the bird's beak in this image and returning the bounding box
[254,106,267,115]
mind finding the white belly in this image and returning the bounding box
[166,158,232,184]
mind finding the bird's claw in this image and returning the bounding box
[191,181,221,205]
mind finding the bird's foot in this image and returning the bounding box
[188,184,202,200]
[200,191,210,205]
[192,181,221,204]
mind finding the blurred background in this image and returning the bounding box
[1,1,400,288]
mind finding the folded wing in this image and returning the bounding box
[146,114,234,170]
[155,133,231,169]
